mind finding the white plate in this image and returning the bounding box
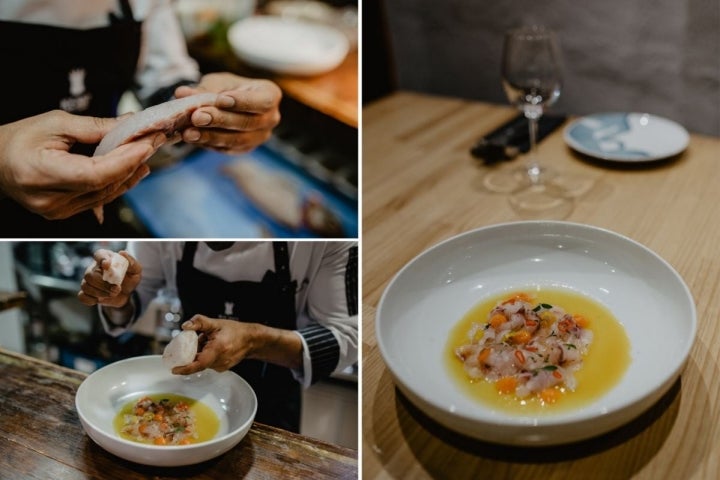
[376,221,696,446]
[75,355,257,466]
[227,15,349,76]
[563,112,689,162]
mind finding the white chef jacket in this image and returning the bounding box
[100,241,359,388]
[0,0,200,105]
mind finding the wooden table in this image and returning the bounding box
[0,291,26,312]
[0,348,357,480]
[362,91,720,479]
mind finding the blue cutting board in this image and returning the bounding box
[124,146,358,238]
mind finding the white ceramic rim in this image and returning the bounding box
[375,220,697,440]
[75,355,257,453]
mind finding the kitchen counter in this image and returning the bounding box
[0,347,357,479]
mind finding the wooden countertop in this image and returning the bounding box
[188,35,358,128]
[362,91,720,479]
[0,348,357,479]
[275,50,358,129]
[0,290,26,311]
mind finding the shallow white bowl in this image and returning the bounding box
[227,15,349,76]
[376,221,696,446]
[75,355,257,466]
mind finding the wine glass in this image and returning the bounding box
[483,25,573,219]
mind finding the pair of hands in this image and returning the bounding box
[0,73,281,220]
[78,249,301,376]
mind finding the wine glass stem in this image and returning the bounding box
[526,114,541,184]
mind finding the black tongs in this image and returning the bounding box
[471,113,567,164]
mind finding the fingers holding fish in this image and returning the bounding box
[78,249,142,307]
[88,133,165,223]
[60,137,160,193]
[93,161,152,206]
[15,158,148,221]
[78,257,119,305]
[181,126,272,154]
[174,73,281,153]
[171,316,250,375]
[176,74,282,114]
[190,105,279,133]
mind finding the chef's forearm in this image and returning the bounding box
[247,324,303,370]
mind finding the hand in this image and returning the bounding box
[77,250,142,308]
[174,73,282,154]
[172,315,302,375]
[0,110,163,219]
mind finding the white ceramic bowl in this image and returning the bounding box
[75,355,257,466]
[376,221,696,446]
[227,15,349,76]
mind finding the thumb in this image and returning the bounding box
[182,314,216,332]
[119,250,141,276]
[62,115,121,145]
[93,249,114,270]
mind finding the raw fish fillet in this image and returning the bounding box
[92,93,219,223]
[163,330,199,369]
[97,249,129,285]
[221,159,303,229]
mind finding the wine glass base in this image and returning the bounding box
[508,183,574,220]
[482,165,557,194]
[548,173,596,198]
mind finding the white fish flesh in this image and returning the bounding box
[162,330,199,369]
[91,93,219,223]
[97,249,129,285]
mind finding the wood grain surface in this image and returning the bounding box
[276,51,358,128]
[0,348,357,480]
[362,91,720,479]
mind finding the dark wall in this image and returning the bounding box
[368,0,720,136]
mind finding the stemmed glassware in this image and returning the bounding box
[482,25,573,219]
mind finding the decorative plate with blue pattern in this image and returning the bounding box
[563,112,689,162]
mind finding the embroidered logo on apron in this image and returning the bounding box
[60,68,92,113]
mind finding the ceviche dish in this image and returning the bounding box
[447,288,631,413]
[114,393,220,446]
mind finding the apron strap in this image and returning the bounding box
[180,241,199,272]
[272,242,292,287]
[109,0,135,24]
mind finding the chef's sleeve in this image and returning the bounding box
[294,242,358,387]
[98,242,176,336]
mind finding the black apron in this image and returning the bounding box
[176,242,302,432]
[0,0,143,237]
